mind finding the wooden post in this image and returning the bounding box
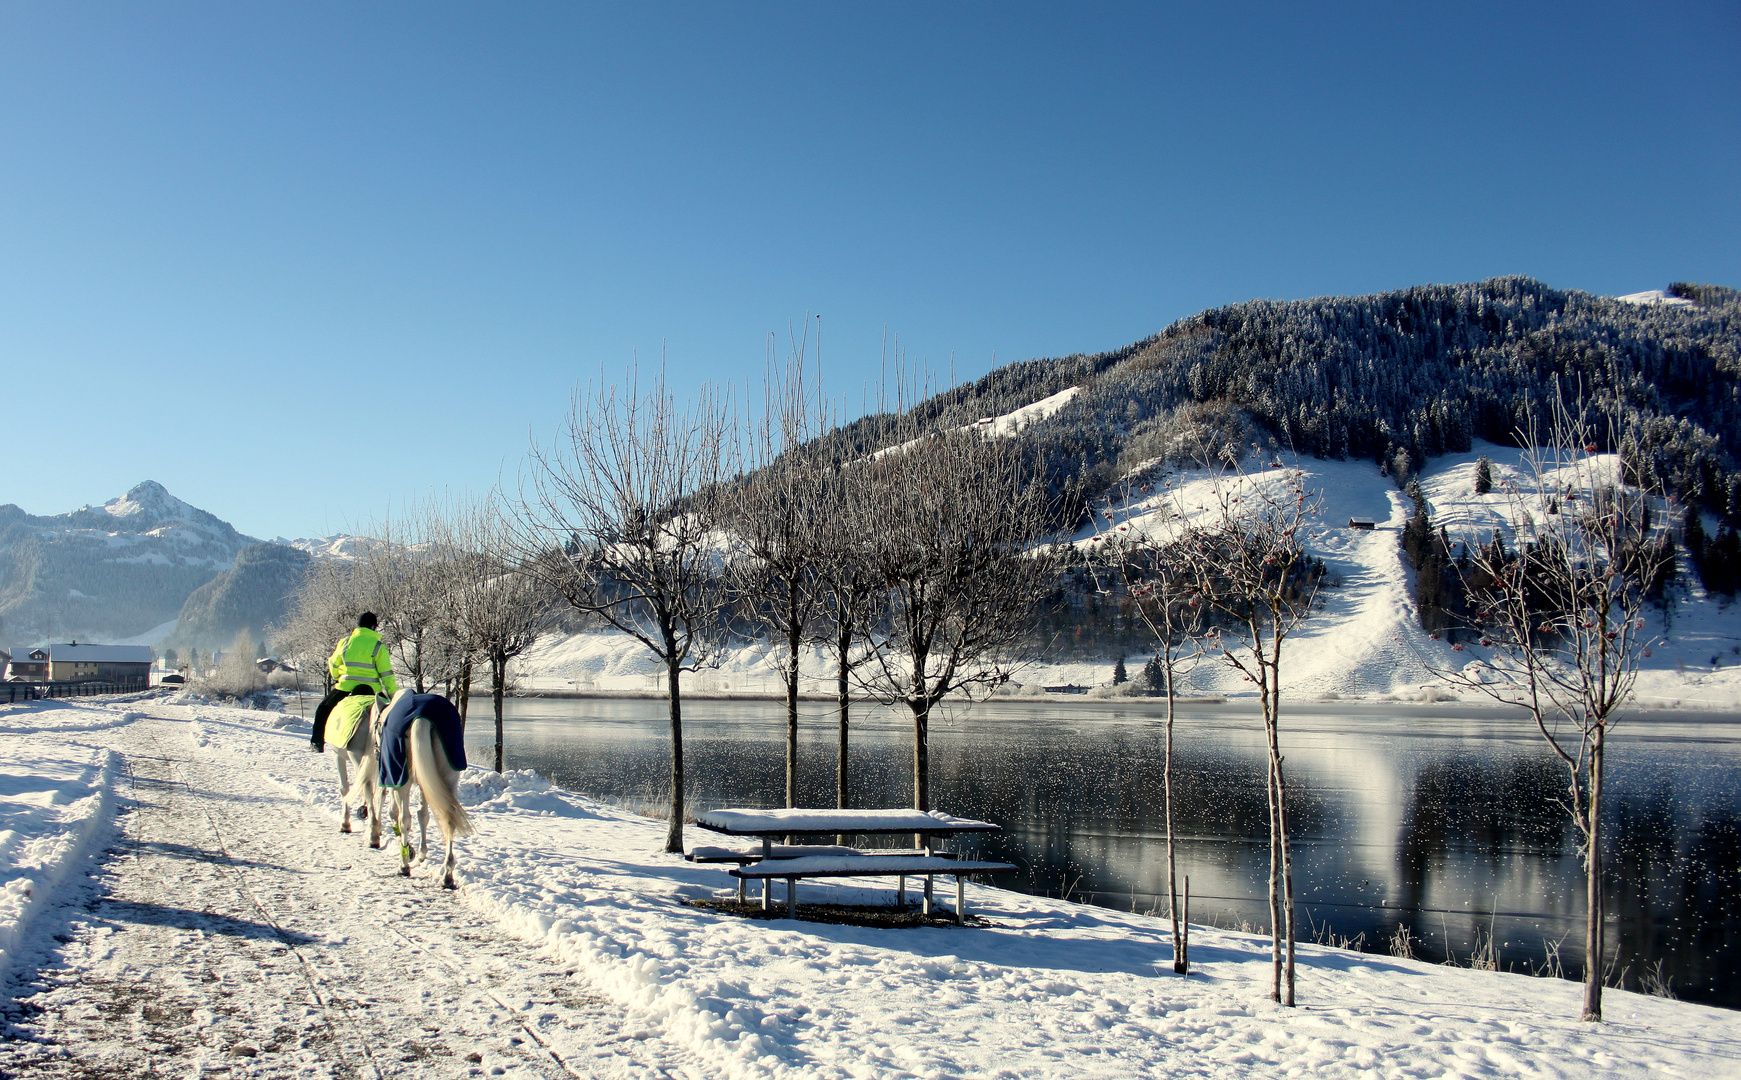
[786,877,797,920]
[955,875,966,924]
[897,875,906,908]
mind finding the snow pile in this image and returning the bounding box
[147,699,1741,1080]
[0,703,130,984]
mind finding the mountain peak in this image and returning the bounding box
[101,481,196,522]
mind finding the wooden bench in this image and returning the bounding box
[694,807,1010,923]
[729,854,1017,923]
[687,844,861,901]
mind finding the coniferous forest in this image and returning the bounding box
[817,278,1740,533]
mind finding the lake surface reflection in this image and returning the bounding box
[465,696,1741,1009]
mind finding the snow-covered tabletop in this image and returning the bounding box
[695,807,999,835]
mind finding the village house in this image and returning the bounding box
[6,643,154,683]
[7,647,49,681]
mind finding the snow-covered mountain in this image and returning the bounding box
[0,481,259,643]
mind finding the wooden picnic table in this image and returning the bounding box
[692,808,1014,921]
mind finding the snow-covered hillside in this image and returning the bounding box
[512,443,1741,710]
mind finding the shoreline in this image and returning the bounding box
[469,687,1741,720]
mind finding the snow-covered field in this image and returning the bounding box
[4,693,1740,1078]
[512,441,1741,711]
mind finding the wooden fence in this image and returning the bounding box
[2,677,149,703]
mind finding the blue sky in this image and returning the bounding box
[3,2,1736,539]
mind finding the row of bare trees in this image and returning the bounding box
[1091,439,1325,1005]
[507,353,1060,854]
[1096,389,1661,1021]
[274,495,555,772]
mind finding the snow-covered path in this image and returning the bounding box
[0,706,688,1079]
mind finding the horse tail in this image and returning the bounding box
[410,716,473,839]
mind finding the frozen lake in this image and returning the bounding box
[463,695,1741,1009]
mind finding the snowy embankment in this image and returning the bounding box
[512,439,1741,711]
[15,693,1720,1079]
[0,702,134,985]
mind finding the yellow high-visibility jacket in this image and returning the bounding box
[327,628,398,697]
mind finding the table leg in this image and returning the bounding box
[787,877,797,919]
[897,875,906,909]
[923,837,935,916]
[956,875,966,924]
[760,836,773,910]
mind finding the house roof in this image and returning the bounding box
[47,643,153,664]
[8,647,47,662]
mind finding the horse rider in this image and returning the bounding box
[309,612,399,751]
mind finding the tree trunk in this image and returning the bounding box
[786,622,801,808]
[1583,730,1606,1021]
[666,655,685,853]
[836,626,851,810]
[458,658,471,728]
[1272,694,1297,1007]
[1166,654,1184,973]
[491,650,507,774]
[1266,728,1283,1003]
[911,698,930,811]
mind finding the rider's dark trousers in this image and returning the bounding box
[310,688,353,750]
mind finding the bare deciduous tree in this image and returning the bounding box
[1437,393,1663,1022]
[729,341,828,807]
[857,428,1059,811]
[515,370,736,853]
[355,511,450,694]
[273,557,365,695]
[812,467,883,812]
[1177,450,1324,1006]
[436,496,557,773]
[1098,483,1203,974]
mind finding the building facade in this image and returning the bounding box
[43,644,152,682]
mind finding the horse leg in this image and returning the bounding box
[418,799,431,864]
[441,837,457,890]
[334,751,352,834]
[394,787,414,876]
[362,753,382,849]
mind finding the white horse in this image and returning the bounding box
[329,692,384,845]
[352,692,473,889]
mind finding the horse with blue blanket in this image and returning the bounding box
[348,689,473,889]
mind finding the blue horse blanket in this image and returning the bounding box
[376,691,467,789]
